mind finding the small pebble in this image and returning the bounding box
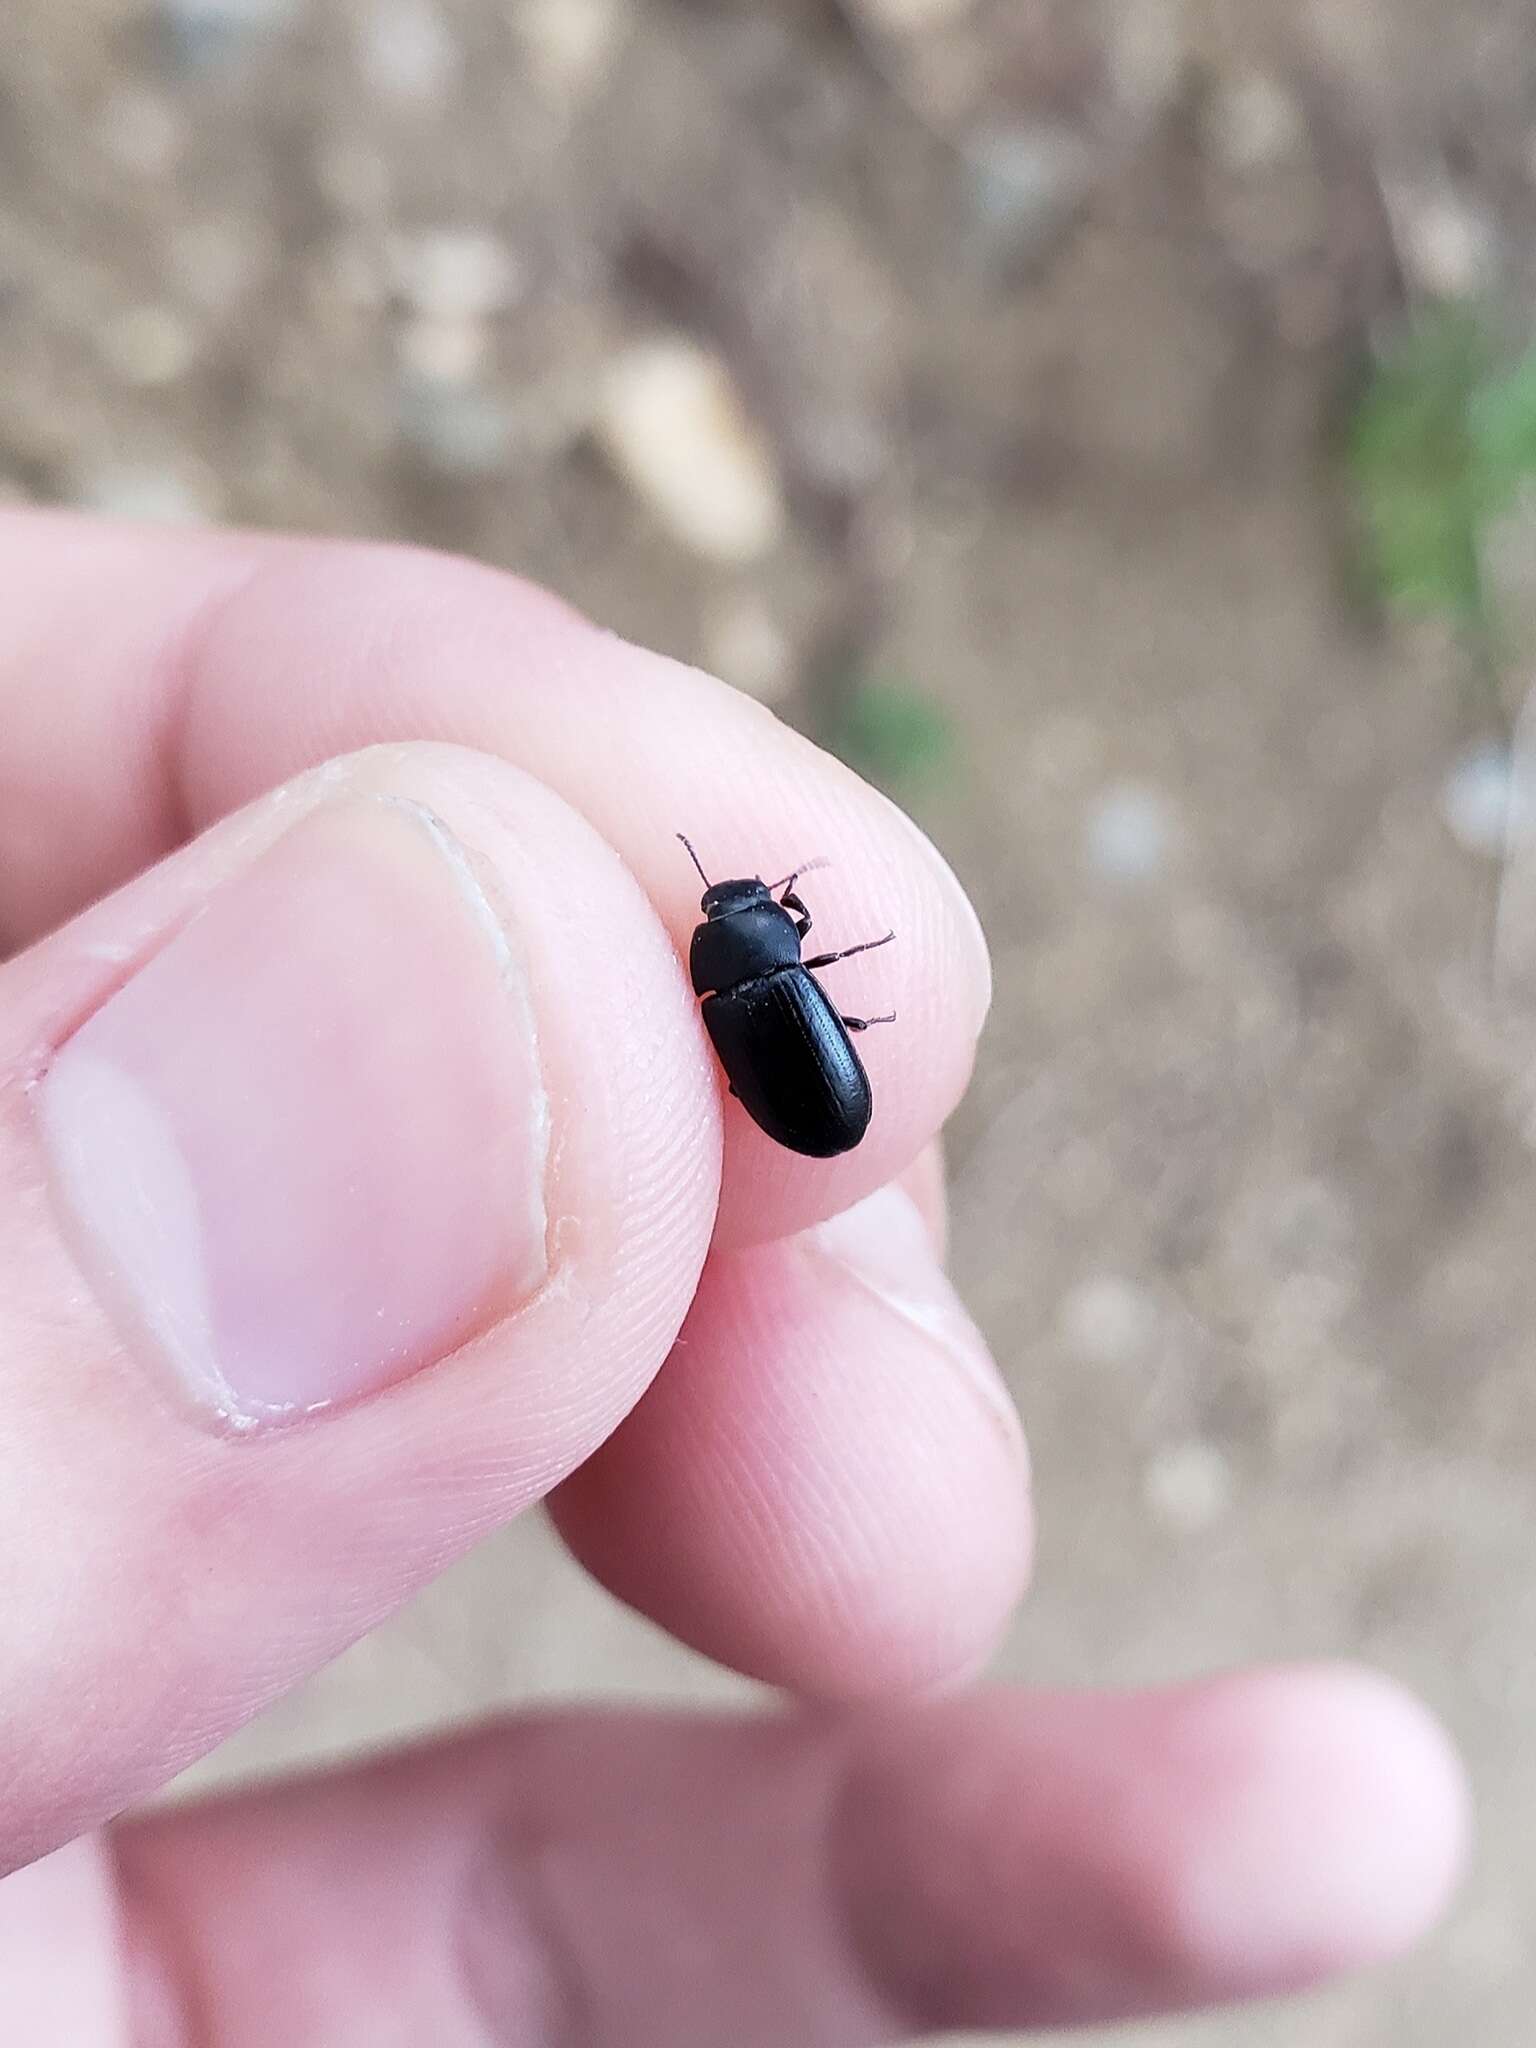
[1441,742,1532,856]
[967,125,1097,253]
[399,383,513,476]
[518,0,624,96]
[595,336,786,565]
[397,314,487,386]
[1058,1274,1157,1365]
[74,464,216,525]
[703,595,794,704]
[1143,1441,1233,1533]
[362,0,459,106]
[1203,68,1304,172]
[97,89,184,176]
[1383,177,1499,299]
[1086,783,1174,883]
[389,230,523,320]
[101,306,198,388]
[158,0,300,68]
[1108,0,1187,124]
[850,0,976,30]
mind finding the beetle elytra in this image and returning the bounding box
[678,834,894,1158]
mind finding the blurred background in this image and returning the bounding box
[4,0,1536,2041]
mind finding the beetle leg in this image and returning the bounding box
[780,888,812,940]
[803,931,895,971]
[841,1011,897,1032]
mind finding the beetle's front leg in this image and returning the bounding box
[780,888,812,940]
[841,1011,896,1032]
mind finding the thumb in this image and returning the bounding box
[0,741,717,1869]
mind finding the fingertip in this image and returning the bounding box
[869,779,993,1028]
[833,1664,1468,2036]
[554,1185,1029,1699]
[650,726,991,1253]
[1160,1663,1471,1990]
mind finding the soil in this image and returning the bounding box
[5,2,1536,2041]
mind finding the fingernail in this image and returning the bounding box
[37,797,549,1430]
[813,1185,1025,1459]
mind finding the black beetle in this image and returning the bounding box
[678,834,894,1158]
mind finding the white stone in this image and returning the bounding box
[1383,178,1499,299]
[362,0,459,105]
[398,314,487,386]
[1109,0,1187,123]
[75,465,216,525]
[97,89,184,176]
[850,0,975,31]
[167,0,299,21]
[1441,742,1530,856]
[1058,1274,1157,1364]
[1143,1441,1234,1532]
[101,306,198,388]
[595,336,786,565]
[967,125,1097,244]
[704,595,794,704]
[518,0,624,94]
[1085,783,1174,882]
[160,0,301,63]
[1203,68,1305,172]
[389,229,523,319]
[399,384,513,476]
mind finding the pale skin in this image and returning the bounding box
[0,509,1468,2044]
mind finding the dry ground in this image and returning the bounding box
[5,2,1536,2040]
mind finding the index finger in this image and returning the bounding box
[0,512,989,1247]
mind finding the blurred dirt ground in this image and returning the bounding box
[5,1,1536,2042]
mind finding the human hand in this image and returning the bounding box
[0,512,1466,2043]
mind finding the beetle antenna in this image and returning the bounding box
[676,833,711,887]
[769,856,830,892]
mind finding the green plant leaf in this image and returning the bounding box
[1348,309,1491,627]
[1469,347,1536,503]
[826,676,955,791]
[1349,308,1536,644]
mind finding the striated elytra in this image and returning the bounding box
[678,834,894,1158]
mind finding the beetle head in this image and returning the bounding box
[701,877,771,918]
